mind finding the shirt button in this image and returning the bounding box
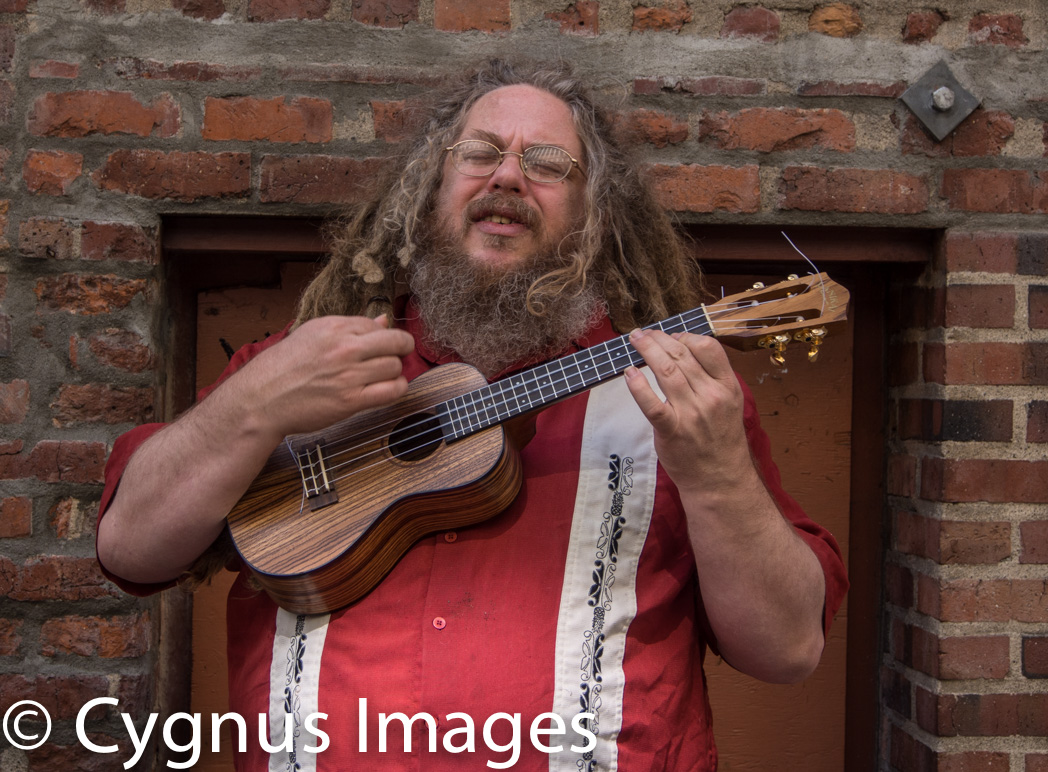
[444,532,458,543]
[432,617,447,630]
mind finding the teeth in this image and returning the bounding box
[482,215,514,224]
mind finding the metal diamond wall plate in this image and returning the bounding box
[900,60,981,141]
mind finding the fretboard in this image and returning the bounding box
[437,306,713,442]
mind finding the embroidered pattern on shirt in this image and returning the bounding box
[576,453,632,771]
[280,614,308,771]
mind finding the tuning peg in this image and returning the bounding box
[794,327,827,362]
[751,281,765,290]
[787,273,799,281]
[758,333,790,367]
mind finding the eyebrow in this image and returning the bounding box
[465,128,566,151]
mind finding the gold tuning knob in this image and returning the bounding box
[758,333,791,367]
[794,327,827,362]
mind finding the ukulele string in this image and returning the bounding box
[304,294,805,481]
[296,283,824,492]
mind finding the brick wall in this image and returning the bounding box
[0,1,1046,770]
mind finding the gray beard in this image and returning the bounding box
[408,233,603,378]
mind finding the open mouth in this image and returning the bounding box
[466,195,536,229]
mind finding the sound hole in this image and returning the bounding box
[389,413,444,462]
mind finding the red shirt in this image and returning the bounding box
[97,309,848,771]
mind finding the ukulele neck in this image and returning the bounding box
[437,307,714,442]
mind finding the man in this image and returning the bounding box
[97,58,847,770]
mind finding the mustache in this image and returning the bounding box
[463,194,538,228]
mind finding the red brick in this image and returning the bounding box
[889,724,933,769]
[26,738,132,772]
[18,217,77,260]
[544,0,598,36]
[1024,636,1048,678]
[1029,401,1048,443]
[901,110,1015,157]
[1029,755,1048,772]
[936,579,1012,622]
[886,453,916,497]
[259,155,391,204]
[940,693,1048,736]
[924,457,1048,503]
[969,13,1028,48]
[884,561,913,609]
[616,108,688,148]
[899,398,1013,443]
[281,63,439,86]
[720,6,779,42]
[941,169,1048,214]
[0,0,28,11]
[809,3,862,37]
[92,150,250,202]
[882,666,911,718]
[35,274,147,315]
[679,76,764,96]
[797,80,905,97]
[28,90,178,138]
[203,96,332,143]
[0,674,113,720]
[903,10,944,43]
[40,613,151,657]
[895,509,937,559]
[352,0,419,27]
[0,379,29,423]
[81,221,158,263]
[249,0,329,20]
[0,555,14,595]
[945,284,1015,328]
[922,341,944,383]
[1017,233,1048,276]
[0,440,107,483]
[1021,521,1048,563]
[940,752,1011,772]
[173,0,225,20]
[0,619,21,655]
[50,497,92,539]
[109,57,262,82]
[944,231,1018,273]
[0,496,31,537]
[371,99,420,143]
[700,108,854,153]
[23,149,83,195]
[632,2,691,32]
[0,201,9,250]
[51,383,154,426]
[940,521,1011,564]
[780,166,928,214]
[648,164,760,213]
[942,342,1048,385]
[86,328,153,372]
[939,635,1011,679]
[9,556,118,601]
[434,0,509,32]
[1030,285,1048,329]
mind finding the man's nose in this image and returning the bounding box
[486,151,526,193]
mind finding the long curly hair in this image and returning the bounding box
[295,57,707,331]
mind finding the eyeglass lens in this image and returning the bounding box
[450,141,573,182]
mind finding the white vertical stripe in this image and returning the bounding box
[267,609,331,772]
[549,374,660,772]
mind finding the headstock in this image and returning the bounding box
[705,272,849,365]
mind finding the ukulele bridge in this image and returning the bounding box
[297,442,340,511]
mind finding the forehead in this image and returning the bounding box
[457,84,582,156]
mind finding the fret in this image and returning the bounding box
[438,304,720,443]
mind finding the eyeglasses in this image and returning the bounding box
[445,140,584,184]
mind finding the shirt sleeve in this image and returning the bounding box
[95,327,291,596]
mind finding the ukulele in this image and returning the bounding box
[227,273,849,614]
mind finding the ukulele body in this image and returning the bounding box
[226,362,522,615]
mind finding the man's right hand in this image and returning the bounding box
[96,315,415,586]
